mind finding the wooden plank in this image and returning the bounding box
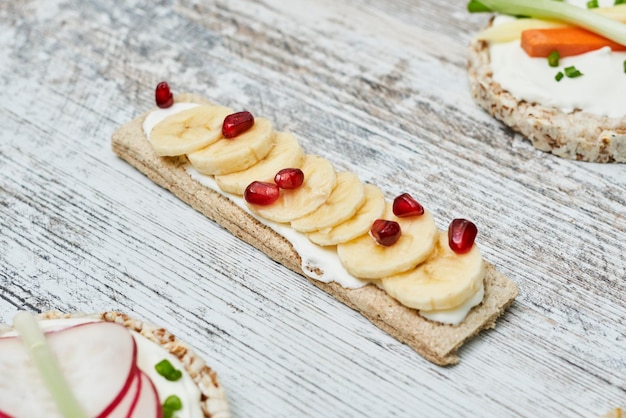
[0,0,624,416]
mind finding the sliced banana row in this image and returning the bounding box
[250,155,337,223]
[337,204,438,280]
[215,132,304,195]
[188,118,275,176]
[291,172,365,233]
[150,105,233,156]
[307,184,386,246]
[150,103,485,314]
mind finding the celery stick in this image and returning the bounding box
[476,18,568,42]
[469,0,626,45]
[13,312,88,418]
[476,5,626,42]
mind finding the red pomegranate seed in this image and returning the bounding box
[244,181,279,205]
[222,111,254,138]
[370,219,402,247]
[392,193,424,217]
[274,168,304,189]
[448,219,478,254]
[155,81,174,108]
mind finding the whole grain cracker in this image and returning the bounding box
[467,35,626,163]
[1,310,231,418]
[111,94,519,365]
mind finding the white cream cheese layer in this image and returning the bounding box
[489,10,626,118]
[1,318,203,418]
[185,165,369,289]
[420,282,485,325]
[144,103,484,324]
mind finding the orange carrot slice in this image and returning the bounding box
[521,27,626,58]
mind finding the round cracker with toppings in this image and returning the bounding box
[0,310,230,418]
[467,24,626,163]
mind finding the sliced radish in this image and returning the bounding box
[130,371,162,418]
[0,322,137,418]
[104,368,142,418]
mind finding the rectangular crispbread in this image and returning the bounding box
[111,93,519,366]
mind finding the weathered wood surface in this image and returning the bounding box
[0,0,624,416]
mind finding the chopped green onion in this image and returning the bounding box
[162,395,183,418]
[13,312,88,418]
[163,395,183,410]
[467,0,493,12]
[564,66,583,78]
[624,59,626,73]
[548,51,560,67]
[616,0,626,5]
[467,0,626,45]
[155,359,183,381]
[587,0,598,8]
[555,71,564,81]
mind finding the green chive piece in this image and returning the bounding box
[163,395,183,411]
[615,0,626,5]
[623,59,626,73]
[162,395,183,418]
[564,66,583,78]
[467,0,493,12]
[155,359,183,381]
[555,71,564,82]
[548,51,560,67]
[587,0,598,7]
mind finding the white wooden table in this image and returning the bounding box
[1,0,624,416]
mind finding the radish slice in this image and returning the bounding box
[0,322,137,418]
[130,371,162,418]
[105,368,142,418]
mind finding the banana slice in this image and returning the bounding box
[381,231,485,311]
[337,203,438,279]
[249,155,337,223]
[307,184,386,246]
[149,105,233,156]
[187,118,275,175]
[214,132,304,195]
[290,172,365,233]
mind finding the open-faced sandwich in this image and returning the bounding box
[111,84,519,365]
[0,311,230,418]
[468,0,626,162]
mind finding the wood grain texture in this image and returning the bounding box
[0,0,624,417]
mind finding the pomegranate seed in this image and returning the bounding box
[370,219,402,247]
[222,111,254,138]
[274,168,304,189]
[244,181,279,205]
[155,81,174,108]
[448,219,478,254]
[393,193,424,217]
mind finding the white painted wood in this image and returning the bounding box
[0,0,624,416]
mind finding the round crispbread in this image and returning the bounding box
[0,310,231,418]
[467,29,626,163]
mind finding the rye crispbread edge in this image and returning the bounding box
[111,93,519,366]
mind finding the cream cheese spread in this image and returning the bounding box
[489,4,626,118]
[1,318,203,418]
[420,282,484,325]
[143,103,484,325]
